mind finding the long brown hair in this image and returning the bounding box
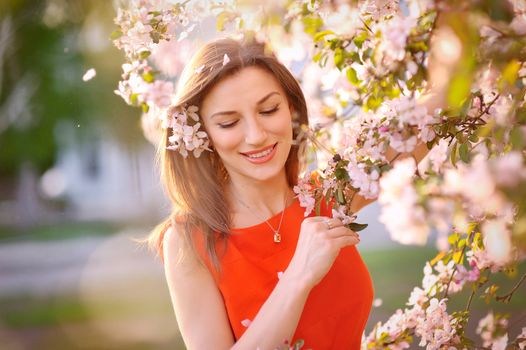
[147,36,309,275]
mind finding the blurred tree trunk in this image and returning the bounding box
[14,162,49,228]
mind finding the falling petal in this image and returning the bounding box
[241,319,252,328]
[178,31,188,42]
[372,298,383,307]
[82,68,96,81]
[195,64,205,74]
[277,271,284,279]
[223,53,230,66]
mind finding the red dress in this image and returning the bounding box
[192,198,374,349]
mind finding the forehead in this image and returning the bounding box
[201,66,284,114]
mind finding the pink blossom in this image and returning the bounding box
[482,219,512,266]
[168,121,210,158]
[408,287,428,306]
[376,15,417,66]
[389,132,418,153]
[346,163,380,199]
[517,327,526,350]
[488,96,513,125]
[331,206,357,225]
[322,3,361,37]
[427,139,449,173]
[476,312,509,349]
[493,151,526,187]
[144,80,174,108]
[407,0,435,18]
[151,40,194,77]
[455,264,480,284]
[466,248,507,273]
[427,198,454,235]
[379,158,431,245]
[511,14,526,35]
[361,0,399,21]
[415,298,455,350]
[293,175,316,216]
[480,26,502,45]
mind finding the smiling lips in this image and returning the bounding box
[240,143,278,164]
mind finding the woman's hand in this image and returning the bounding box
[287,217,360,291]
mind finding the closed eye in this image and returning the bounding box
[218,104,280,128]
[218,120,239,129]
[260,105,279,115]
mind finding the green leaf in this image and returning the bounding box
[334,167,349,180]
[216,12,230,32]
[302,15,324,36]
[348,222,368,232]
[453,250,464,264]
[130,93,139,105]
[380,163,393,172]
[313,30,334,42]
[141,103,149,113]
[346,67,359,86]
[450,142,458,166]
[110,30,123,40]
[459,142,470,163]
[315,199,321,216]
[353,31,367,48]
[334,47,344,70]
[142,72,155,83]
[500,59,520,89]
[313,51,323,63]
[365,96,382,111]
[468,133,479,143]
[293,339,305,350]
[448,232,460,245]
[510,126,524,150]
[139,50,151,59]
[426,140,436,150]
[336,188,345,204]
[448,75,471,109]
[349,51,361,64]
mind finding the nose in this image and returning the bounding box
[244,116,267,146]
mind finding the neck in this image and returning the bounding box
[227,171,294,219]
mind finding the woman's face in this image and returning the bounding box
[201,66,294,185]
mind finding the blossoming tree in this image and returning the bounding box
[112,0,526,349]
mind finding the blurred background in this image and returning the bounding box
[0,0,523,349]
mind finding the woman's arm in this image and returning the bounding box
[349,92,446,214]
[230,266,311,350]
[163,226,313,350]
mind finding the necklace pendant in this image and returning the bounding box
[273,231,281,243]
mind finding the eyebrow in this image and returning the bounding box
[209,91,281,119]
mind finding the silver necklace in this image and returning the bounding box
[234,193,288,243]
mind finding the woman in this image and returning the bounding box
[149,37,376,350]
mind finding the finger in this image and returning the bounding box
[308,216,331,223]
[325,226,359,239]
[333,234,360,248]
[325,217,344,230]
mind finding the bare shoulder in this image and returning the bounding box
[162,225,235,350]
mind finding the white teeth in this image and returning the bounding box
[246,146,274,158]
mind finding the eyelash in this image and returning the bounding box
[218,106,280,129]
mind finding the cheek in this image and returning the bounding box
[271,111,294,136]
[208,129,241,153]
